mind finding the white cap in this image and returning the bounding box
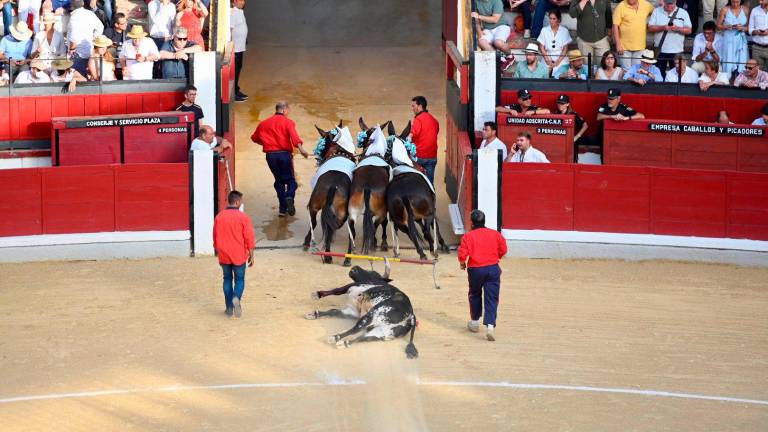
[390,137,414,167]
[365,126,388,157]
[333,126,356,155]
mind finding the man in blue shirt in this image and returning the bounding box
[514,43,550,79]
[158,27,202,78]
[553,49,589,80]
[625,49,663,86]
[0,22,33,71]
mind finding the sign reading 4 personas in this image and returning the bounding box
[648,122,765,137]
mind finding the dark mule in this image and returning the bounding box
[384,122,449,260]
[303,123,356,264]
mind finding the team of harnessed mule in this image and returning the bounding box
[302,118,449,266]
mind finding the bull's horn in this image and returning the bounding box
[383,257,391,279]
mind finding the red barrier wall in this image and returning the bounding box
[0,164,189,237]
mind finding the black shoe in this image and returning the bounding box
[286,198,296,216]
[225,306,234,317]
[236,91,249,99]
[235,94,248,102]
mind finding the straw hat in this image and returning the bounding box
[93,34,113,48]
[41,12,56,24]
[640,49,657,64]
[567,49,586,62]
[9,22,33,41]
[126,25,148,39]
[29,59,46,70]
[52,57,74,70]
[523,42,539,53]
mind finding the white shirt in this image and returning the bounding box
[230,7,248,53]
[537,25,571,69]
[120,38,159,80]
[32,30,66,71]
[649,6,691,54]
[509,146,550,163]
[50,68,76,82]
[665,66,699,83]
[148,0,177,39]
[749,6,768,46]
[190,137,215,151]
[479,137,508,160]
[67,7,104,58]
[691,33,723,62]
[753,117,767,126]
[698,72,730,85]
[14,70,52,84]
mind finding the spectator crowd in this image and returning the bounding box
[474,0,768,90]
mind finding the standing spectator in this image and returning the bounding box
[49,0,71,32]
[509,0,532,38]
[230,0,248,101]
[625,50,663,85]
[703,0,727,25]
[158,26,202,78]
[148,0,176,49]
[734,59,768,87]
[213,190,255,318]
[698,60,731,90]
[596,50,625,80]
[67,0,104,76]
[514,42,550,78]
[410,95,440,185]
[0,22,34,73]
[119,24,159,80]
[537,9,571,74]
[553,49,589,79]
[250,101,310,217]
[1,0,12,37]
[717,0,749,75]
[648,0,692,75]
[17,0,42,33]
[665,53,699,82]
[496,88,552,116]
[87,34,115,80]
[554,94,589,161]
[532,0,569,38]
[478,121,508,160]
[569,0,613,64]
[752,103,768,125]
[14,59,51,82]
[691,21,723,73]
[176,84,204,137]
[104,12,128,78]
[30,13,66,73]
[472,0,512,55]
[677,0,698,36]
[613,0,654,70]
[458,209,507,342]
[749,0,768,71]
[50,57,87,92]
[175,0,208,49]
[507,131,550,162]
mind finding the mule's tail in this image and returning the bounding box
[405,315,419,359]
[362,187,375,254]
[402,196,423,246]
[321,186,338,247]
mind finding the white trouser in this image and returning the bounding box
[619,50,644,70]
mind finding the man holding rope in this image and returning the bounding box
[458,210,508,341]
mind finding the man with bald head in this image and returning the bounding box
[251,101,309,217]
[190,125,232,152]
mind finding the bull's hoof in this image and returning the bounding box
[322,256,333,264]
[310,292,320,300]
[335,340,349,349]
[342,258,352,267]
[327,335,339,344]
[304,311,318,320]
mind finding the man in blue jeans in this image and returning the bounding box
[213,191,256,318]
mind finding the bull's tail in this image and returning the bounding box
[405,315,418,359]
[362,187,375,254]
[403,197,423,246]
[321,186,338,248]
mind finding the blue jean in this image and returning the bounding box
[531,0,555,39]
[467,264,502,326]
[265,151,297,213]
[221,263,246,308]
[2,2,12,37]
[417,157,437,185]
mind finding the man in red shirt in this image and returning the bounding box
[213,190,256,318]
[410,96,440,185]
[250,101,309,216]
[457,210,508,341]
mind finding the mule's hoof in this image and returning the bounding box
[342,259,352,267]
[419,255,428,261]
[302,244,309,252]
[322,256,333,264]
[441,245,451,254]
[335,340,349,349]
[380,244,388,252]
[304,311,318,320]
[327,335,339,344]
[310,292,320,300]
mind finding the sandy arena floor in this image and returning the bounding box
[1,1,768,430]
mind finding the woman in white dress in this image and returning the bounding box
[87,35,117,81]
[536,9,571,76]
[29,12,66,73]
[595,51,625,80]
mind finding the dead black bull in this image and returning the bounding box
[305,259,419,359]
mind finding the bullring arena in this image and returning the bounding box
[1,1,768,431]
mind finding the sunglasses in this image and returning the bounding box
[745,65,756,70]
[176,37,187,41]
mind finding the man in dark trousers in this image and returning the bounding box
[410,95,439,185]
[250,101,309,216]
[457,210,508,341]
[213,190,256,318]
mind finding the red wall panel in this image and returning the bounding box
[0,97,9,141]
[650,168,727,237]
[123,124,190,164]
[115,164,189,231]
[33,97,52,138]
[0,169,43,236]
[42,165,116,234]
[502,164,574,230]
[738,139,768,173]
[56,127,122,165]
[67,96,85,117]
[574,165,651,234]
[100,95,127,115]
[726,172,768,241]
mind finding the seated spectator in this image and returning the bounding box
[478,121,508,160]
[553,49,588,80]
[734,59,768,88]
[87,34,116,81]
[698,60,730,91]
[507,131,550,163]
[191,125,233,152]
[472,0,512,55]
[158,26,202,79]
[0,22,34,72]
[691,21,723,74]
[625,50,663,86]
[176,84,204,136]
[716,110,734,124]
[148,0,176,48]
[514,42,550,79]
[595,51,625,80]
[596,88,645,122]
[665,54,699,83]
[496,88,551,116]
[67,0,104,75]
[14,59,51,83]
[0,67,8,85]
[175,0,208,49]
[554,94,588,161]
[537,9,571,74]
[752,103,768,125]
[648,0,692,76]
[30,12,66,73]
[50,57,87,92]
[119,25,159,80]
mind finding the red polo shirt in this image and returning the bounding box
[411,110,439,159]
[213,207,256,265]
[457,227,507,268]
[250,113,303,153]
